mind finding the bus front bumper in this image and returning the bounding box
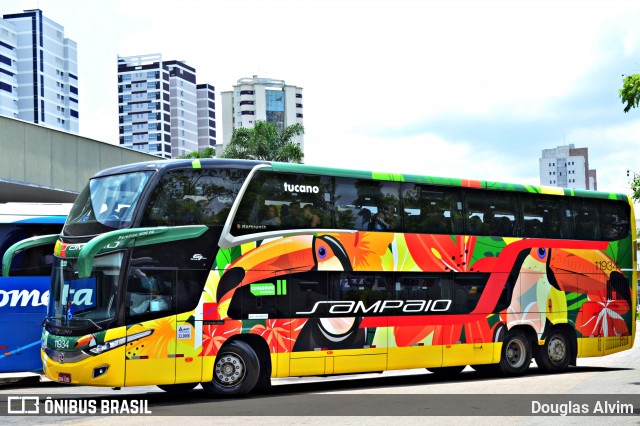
[42,347,125,387]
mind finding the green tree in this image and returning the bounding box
[219,120,304,163]
[178,146,216,159]
[619,74,640,113]
[628,171,640,202]
[620,75,640,201]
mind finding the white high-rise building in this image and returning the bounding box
[221,76,303,153]
[0,19,18,118]
[196,83,216,151]
[117,54,216,158]
[539,144,597,190]
[0,9,78,132]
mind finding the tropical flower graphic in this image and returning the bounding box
[201,320,242,357]
[250,318,308,353]
[126,317,176,359]
[328,232,394,270]
[403,235,500,273]
[392,317,496,347]
[577,298,630,337]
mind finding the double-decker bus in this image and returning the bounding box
[0,203,71,373]
[4,159,635,395]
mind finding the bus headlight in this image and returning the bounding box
[86,330,153,355]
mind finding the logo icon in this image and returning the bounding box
[7,396,39,414]
[190,254,207,261]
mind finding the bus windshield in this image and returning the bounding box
[64,171,153,236]
[47,252,123,330]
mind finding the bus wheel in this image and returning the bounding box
[157,383,198,393]
[426,366,465,377]
[202,340,260,396]
[534,329,570,373]
[498,329,531,376]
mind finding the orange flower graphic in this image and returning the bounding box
[328,232,394,270]
[392,316,495,347]
[126,317,176,359]
[250,318,308,353]
[201,320,242,357]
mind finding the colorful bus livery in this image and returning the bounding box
[0,203,71,373]
[6,159,634,395]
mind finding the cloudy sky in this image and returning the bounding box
[5,0,640,194]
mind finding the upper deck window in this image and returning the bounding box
[401,184,463,234]
[141,168,249,227]
[232,171,331,235]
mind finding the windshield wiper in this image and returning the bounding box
[82,318,103,331]
[42,316,103,331]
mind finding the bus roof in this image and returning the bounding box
[0,202,71,224]
[0,202,72,216]
[92,158,630,202]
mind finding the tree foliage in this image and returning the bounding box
[620,75,640,201]
[620,74,640,113]
[178,146,216,159]
[630,173,640,203]
[219,120,304,163]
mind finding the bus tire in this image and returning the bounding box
[534,328,571,373]
[157,382,198,393]
[254,369,272,394]
[425,365,465,377]
[498,329,531,376]
[202,340,260,396]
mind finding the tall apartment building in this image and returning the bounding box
[117,54,216,159]
[0,9,79,132]
[221,76,303,153]
[197,84,216,151]
[539,144,597,190]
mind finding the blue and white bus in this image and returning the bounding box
[0,203,71,373]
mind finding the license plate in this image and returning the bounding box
[58,373,71,383]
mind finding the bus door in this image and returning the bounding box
[443,273,494,366]
[288,272,331,376]
[289,272,388,376]
[326,273,388,374]
[226,270,289,377]
[388,274,444,370]
[174,273,207,384]
[124,267,177,386]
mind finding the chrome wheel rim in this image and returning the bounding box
[214,352,246,387]
[547,336,566,364]
[506,339,526,368]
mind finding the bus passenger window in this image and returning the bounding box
[394,274,453,314]
[571,198,600,240]
[521,195,566,239]
[599,201,630,241]
[401,183,463,235]
[232,171,332,234]
[289,272,329,318]
[465,189,517,237]
[334,177,399,232]
[452,273,488,314]
[332,274,390,311]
